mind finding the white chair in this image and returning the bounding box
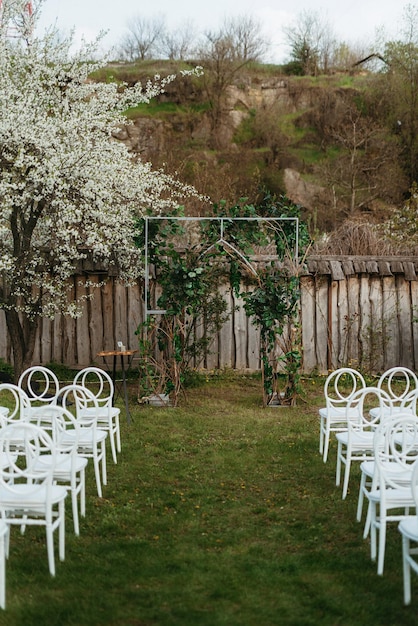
[31,405,88,536]
[18,366,60,410]
[370,367,418,420]
[358,385,418,526]
[398,459,418,604]
[319,368,366,463]
[0,422,68,577]
[0,520,8,609]
[368,414,418,575]
[335,386,392,499]
[0,383,30,424]
[0,384,32,455]
[59,384,108,498]
[73,367,121,464]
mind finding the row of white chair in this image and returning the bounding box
[0,365,123,608]
[319,366,418,464]
[318,366,418,605]
[18,366,121,466]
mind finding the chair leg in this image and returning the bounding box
[319,418,324,454]
[322,427,330,463]
[403,535,412,605]
[115,418,121,453]
[377,514,387,575]
[59,500,65,563]
[46,521,56,577]
[80,469,86,517]
[71,486,80,536]
[370,501,378,562]
[363,500,372,539]
[0,531,6,609]
[357,471,366,522]
[93,454,103,498]
[109,429,117,464]
[101,443,107,486]
[342,457,351,499]
[336,442,342,486]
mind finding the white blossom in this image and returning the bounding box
[0,0,201,329]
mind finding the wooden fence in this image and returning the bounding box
[1,256,418,374]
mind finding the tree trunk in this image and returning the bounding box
[4,308,38,382]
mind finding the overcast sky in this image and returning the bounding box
[36,0,414,62]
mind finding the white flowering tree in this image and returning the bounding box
[0,0,200,378]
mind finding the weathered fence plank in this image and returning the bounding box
[346,276,360,367]
[382,276,398,369]
[411,280,418,368]
[398,277,414,368]
[76,281,91,366]
[300,277,316,372]
[315,276,329,372]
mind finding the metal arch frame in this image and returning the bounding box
[143,215,299,319]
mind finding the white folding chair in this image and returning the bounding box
[73,367,121,464]
[60,384,108,498]
[319,368,366,463]
[335,386,392,499]
[0,422,67,576]
[31,405,88,536]
[399,459,418,604]
[367,414,418,575]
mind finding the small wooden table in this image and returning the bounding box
[97,350,137,424]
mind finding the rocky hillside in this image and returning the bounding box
[99,62,408,235]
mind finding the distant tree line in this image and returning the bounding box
[115,9,378,73]
[116,14,268,64]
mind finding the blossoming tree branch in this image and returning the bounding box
[0,0,201,378]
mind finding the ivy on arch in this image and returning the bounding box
[136,196,310,407]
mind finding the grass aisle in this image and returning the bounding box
[1,374,416,625]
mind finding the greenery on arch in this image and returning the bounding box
[136,194,310,407]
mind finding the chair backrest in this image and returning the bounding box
[17,366,60,407]
[345,386,394,432]
[377,367,418,405]
[323,368,366,410]
[29,404,79,452]
[0,383,30,424]
[373,413,418,489]
[0,422,56,489]
[59,384,100,424]
[73,367,114,408]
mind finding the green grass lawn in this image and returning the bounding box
[0,373,416,625]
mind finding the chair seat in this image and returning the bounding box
[0,484,67,508]
[79,407,120,419]
[369,486,414,506]
[360,460,375,477]
[336,430,374,448]
[362,460,413,482]
[399,516,418,542]
[35,454,88,477]
[370,405,414,419]
[319,406,360,420]
[61,428,107,447]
